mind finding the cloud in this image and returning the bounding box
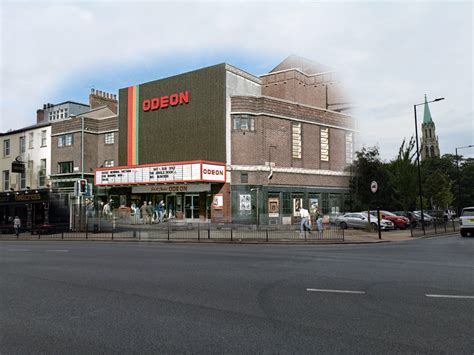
[1,1,472,160]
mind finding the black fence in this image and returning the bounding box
[409,218,460,237]
[0,219,344,243]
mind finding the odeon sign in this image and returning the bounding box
[142,91,190,112]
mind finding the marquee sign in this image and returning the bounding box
[94,160,225,186]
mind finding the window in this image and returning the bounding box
[19,136,26,154]
[292,123,302,159]
[39,159,46,186]
[58,134,73,147]
[105,133,115,144]
[3,170,9,191]
[20,172,26,189]
[41,130,47,147]
[232,115,255,131]
[28,132,34,149]
[240,172,248,183]
[57,161,73,174]
[104,160,115,167]
[3,139,10,156]
[320,127,329,161]
[345,132,353,164]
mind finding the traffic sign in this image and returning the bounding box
[370,181,378,193]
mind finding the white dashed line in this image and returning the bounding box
[426,294,474,299]
[7,249,30,252]
[46,250,69,253]
[307,288,366,294]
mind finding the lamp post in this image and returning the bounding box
[413,96,444,235]
[455,144,474,216]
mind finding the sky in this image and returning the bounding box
[0,0,473,160]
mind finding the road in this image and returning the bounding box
[1,234,473,354]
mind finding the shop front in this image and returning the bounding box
[94,160,229,222]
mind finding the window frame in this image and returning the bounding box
[292,122,302,159]
[3,139,10,157]
[41,130,47,147]
[104,133,115,145]
[320,127,329,162]
[28,132,34,149]
[57,161,73,174]
[3,170,10,191]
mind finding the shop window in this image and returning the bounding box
[241,172,248,183]
[282,192,291,214]
[292,123,302,159]
[320,127,329,161]
[3,139,10,157]
[3,170,9,191]
[104,160,114,167]
[105,133,115,145]
[57,161,73,174]
[232,114,255,131]
[58,134,73,147]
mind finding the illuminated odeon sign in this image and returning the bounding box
[142,91,190,112]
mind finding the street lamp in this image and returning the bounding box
[413,96,444,235]
[455,144,474,216]
[251,188,259,227]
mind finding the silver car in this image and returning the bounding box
[335,212,395,230]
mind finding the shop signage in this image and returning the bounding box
[142,91,190,112]
[212,194,223,209]
[132,184,211,194]
[95,161,226,186]
[268,197,279,218]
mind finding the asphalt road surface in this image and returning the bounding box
[1,234,473,354]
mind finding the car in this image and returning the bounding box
[335,212,395,230]
[369,210,410,229]
[459,207,474,237]
[393,211,419,228]
[413,211,433,226]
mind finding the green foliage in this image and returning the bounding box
[348,139,471,213]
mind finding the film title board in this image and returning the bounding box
[96,163,201,185]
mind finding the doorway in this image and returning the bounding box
[185,195,199,219]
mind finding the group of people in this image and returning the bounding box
[131,200,169,224]
[299,206,323,233]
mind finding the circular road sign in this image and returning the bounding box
[370,181,378,193]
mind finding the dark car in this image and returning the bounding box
[393,211,418,228]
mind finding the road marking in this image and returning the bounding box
[7,249,30,252]
[46,249,69,253]
[307,288,366,294]
[426,294,474,299]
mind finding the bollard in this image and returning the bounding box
[208,224,210,239]
[167,222,170,241]
[61,231,64,240]
[410,222,414,238]
[198,223,200,241]
[266,229,268,242]
[230,228,233,242]
[304,230,307,241]
[138,229,141,241]
[434,220,437,234]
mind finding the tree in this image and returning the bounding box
[424,169,454,210]
[348,146,391,211]
[387,137,418,211]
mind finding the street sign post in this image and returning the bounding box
[371,181,382,240]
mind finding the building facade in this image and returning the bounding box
[95,56,355,224]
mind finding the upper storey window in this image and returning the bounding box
[232,115,255,131]
[292,123,302,159]
[320,127,329,161]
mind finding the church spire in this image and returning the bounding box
[423,94,433,124]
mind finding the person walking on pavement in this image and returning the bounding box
[140,201,148,224]
[146,201,155,224]
[299,207,311,233]
[13,216,21,237]
[315,208,323,233]
[157,200,165,223]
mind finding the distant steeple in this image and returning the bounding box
[423,94,433,124]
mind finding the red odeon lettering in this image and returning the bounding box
[142,91,190,112]
[203,169,224,176]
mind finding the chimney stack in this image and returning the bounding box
[89,88,118,114]
[36,109,45,123]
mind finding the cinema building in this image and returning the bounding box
[94,56,355,224]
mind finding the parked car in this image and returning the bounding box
[369,210,410,229]
[459,207,474,237]
[413,211,433,226]
[335,212,395,230]
[393,211,418,228]
[328,212,343,224]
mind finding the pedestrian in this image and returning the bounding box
[13,216,21,237]
[130,202,137,224]
[146,201,155,224]
[140,201,148,224]
[157,200,165,223]
[85,199,95,219]
[315,208,323,233]
[167,201,174,219]
[299,207,311,233]
[103,201,112,220]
